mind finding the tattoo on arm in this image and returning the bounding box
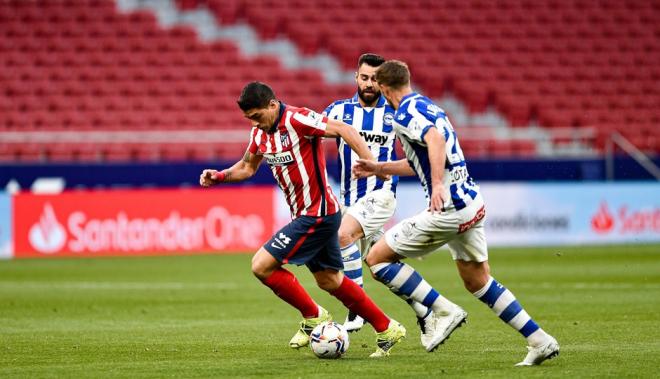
[224,171,231,182]
[242,151,250,163]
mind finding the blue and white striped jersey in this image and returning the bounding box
[394,92,479,211]
[323,94,398,206]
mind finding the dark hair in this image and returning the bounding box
[237,81,276,111]
[357,53,385,69]
[374,60,410,89]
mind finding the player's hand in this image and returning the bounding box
[352,159,378,179]
[429,184,447,214]
[199,169,219,187]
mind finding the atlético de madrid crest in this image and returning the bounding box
[280,132,291,148]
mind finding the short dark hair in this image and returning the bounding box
[237,81,276,111]
[374,60,410,89]
[357,53,385,69]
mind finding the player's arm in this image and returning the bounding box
[352,158,415,178]
[424,127,448,213]
[199,150,263,186]
[325,119,391,181]
[323,119,374,161]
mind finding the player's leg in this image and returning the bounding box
[366,232,466,352]
[257,216,333,348]
[339,190,404,332]
[252,247,321,319]
[338,213,367,332]
[310,213,406,358]
[312,268,406,358]
[450,219,559,365]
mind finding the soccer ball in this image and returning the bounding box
[309,321,350,359]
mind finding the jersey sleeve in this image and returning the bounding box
[290,108,328,137]
[247,127,261,155]
[323,102,344,122]
[405,105,436,142]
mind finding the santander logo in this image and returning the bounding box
[591,201,660,235]
[26,202,265,254]
[29,203,67,253]
[591,202,615,234]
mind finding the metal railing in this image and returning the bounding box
[605,131,660,181]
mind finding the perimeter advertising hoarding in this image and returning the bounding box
[393,183,659,246]
[0,193,11,259]
[13,188,273,258]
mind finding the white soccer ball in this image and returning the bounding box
[309,321,350,359]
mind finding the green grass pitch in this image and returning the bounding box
[1,245,659,378]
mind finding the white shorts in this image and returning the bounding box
[341,189,396,254]
[384,194,488,262]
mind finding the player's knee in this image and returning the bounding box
[338,227,361,248]
[315,272,342,291]
[461,277,483,293]
[364,249,384,269]
[460,271,489,292]
[250,257,271,280]
[338,232,354,249]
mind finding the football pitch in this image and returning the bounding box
[1,245,658,378]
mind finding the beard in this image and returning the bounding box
[357,87,380,106]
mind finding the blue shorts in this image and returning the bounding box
[264,212,343,272]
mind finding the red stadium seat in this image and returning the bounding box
[1,0,657,162]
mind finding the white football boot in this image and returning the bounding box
[515,336,560,366]
[417,311,435,348]
[426,306,468,352]
[342,311,364,333]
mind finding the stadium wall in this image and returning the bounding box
[0,182,658,259]
[1,156,660,191]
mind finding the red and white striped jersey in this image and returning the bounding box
[248,104,340,219]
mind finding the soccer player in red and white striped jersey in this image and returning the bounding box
[199,82,405,358]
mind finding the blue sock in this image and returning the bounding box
[473,276,549,345]
[370,261,455,315]
[341,243,363,287]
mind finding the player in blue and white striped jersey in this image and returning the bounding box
[323,54,432,336]
[354,60,559,365]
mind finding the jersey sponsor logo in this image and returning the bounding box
[359,131,391,146]
[449,166,469,184]
[343,113,352,121]
[271,232,292,249]
[458,205,485,234]
[264,151,295,166]
[383,113,394,126]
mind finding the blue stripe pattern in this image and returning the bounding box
[479,279,506,308]
[342,143,352,205]
[520,319,540,337]
[421,290,440,308]
[344,268,362,279]
[499,301,523,323]
[374,262,402,284]
[393,92,480,211]
[398,271,423,295]
[324,94,397,206]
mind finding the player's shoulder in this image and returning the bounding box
[287,106,325,128]
[324,97,357,114]
[410,96,446,121]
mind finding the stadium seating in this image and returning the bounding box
[1,0,658,163]
[0,0,355,162]
[198,0,659,153]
